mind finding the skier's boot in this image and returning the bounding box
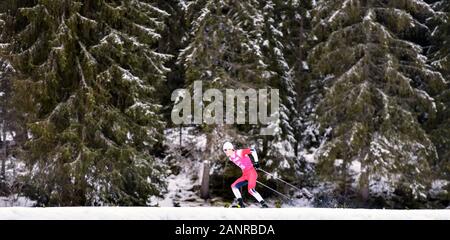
[231,198,245,208]
[259,201,269,208]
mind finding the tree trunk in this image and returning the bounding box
[359,154,370,203]
[200,160,210,200]
[179,124,182,148]
[360,175,369,203]
[0,120,6,195]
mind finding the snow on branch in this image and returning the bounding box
[132,0,170,17]
[133,23,161,39]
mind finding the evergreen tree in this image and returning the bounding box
[272,0,312,105]
[0,1,18,196]
[307,0,447,207]
[431,0,450,79]
[178,0,271,164]
[180,0,270,89]
[1,0,448,208]
[2,0,170,206]
[429,0,450,185]
[155,0,190,121]
[0,4,7,195]
[0,59,13,195]
[258,0,301,182]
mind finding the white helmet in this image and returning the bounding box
[223,141,234,151]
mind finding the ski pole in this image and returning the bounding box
[257,168,312,198]
[257,169,302,191]
[256,180,293,203]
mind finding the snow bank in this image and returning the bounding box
[0,207,449,220]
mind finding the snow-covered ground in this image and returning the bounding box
[0,207,449,220]
[156,172,210,207]
[158,127,210,207]
[0,196,36,207]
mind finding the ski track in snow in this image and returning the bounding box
[0,207,449,220]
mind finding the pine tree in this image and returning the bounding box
[307,0,447,206]
[3,0,171,206]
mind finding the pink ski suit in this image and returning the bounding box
[229,148,258,192]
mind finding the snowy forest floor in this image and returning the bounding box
[0,207,449,220]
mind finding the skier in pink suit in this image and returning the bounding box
[223,141,268,208]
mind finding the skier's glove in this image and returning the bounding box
[253,162,260,169]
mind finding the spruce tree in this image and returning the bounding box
[180,0,270,89]
[271,0,312,105]
[0,1,17,196]
[155,0,190,121]
[0,59,13,195]
[430,0,450,179]
[179,0,271,162]
[258,0,301,181]
[3,0,170,206]
[178,0,317,196]
[307,0,447,206]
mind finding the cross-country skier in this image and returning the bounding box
[223,141,268,208]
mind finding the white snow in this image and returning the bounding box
[0,196,36,207]
[432,56,448,70]
[429,180,449,198]
[327,0,351,23]
[369,175,397,196]
[160,127,210,207]
[302,61,309,70]
[350,160,361,174]
[5,132,14,141]
[133,23,161,39]
[299,150,316,163]
[164,127,207,151]
[270,25,283,37]
[118,66,143,85]
[432,180,449,190]
[0,207,448,220]
[100,31,123,46]
[0,43,10,49]
[364,9,375,21]
[334,159,343,167]
[415,89,437,111]
[157,172,205,207]
[136,1,170,17]
[127,101,157,117]
[76,13,97,26]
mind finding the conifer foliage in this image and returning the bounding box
[306,0,447,206]
[1,0,170,206]
[0,0,449,207]
[430,0,450,179]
